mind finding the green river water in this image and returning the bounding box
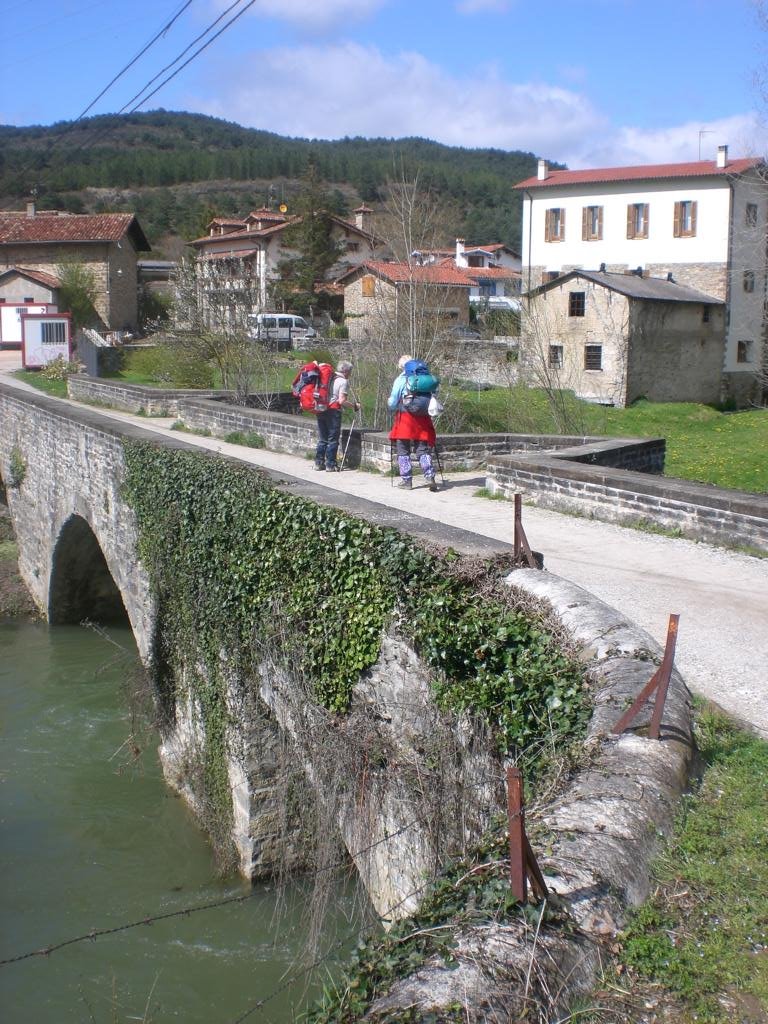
[0,619,358,1023]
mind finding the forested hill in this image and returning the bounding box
[0,110,558,255]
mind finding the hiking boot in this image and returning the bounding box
[326,464,340,472]
[398,478,413,489]
[428,478,439,492]
[314,464,325,471]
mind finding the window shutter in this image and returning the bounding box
[582,207,589,240]
[545,210,552,242]
[673,202,682,237]
[690,201,697,236]
[560,208,565,240]
[597,206,603,239]
[626,205,634,238]
[642,204,649,238]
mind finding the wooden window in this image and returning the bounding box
[737,340,753,363]
[361,275,375,297]
[673,200,697,237]
[545,207,565,242]
[746,203,758,227]
[24,296,34,303]
[568,291,586,317]
[626,203,649,239]
[743,270,755,293]
[582,205,603,240]
[549,345,563,368]
[702,305,710,323]
[544,270,560,283]
[584,344,602,370]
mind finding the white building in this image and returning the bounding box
[514,146,767,404]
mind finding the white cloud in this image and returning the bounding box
[242,0,387,31]
[570,113,768,169]
[191,42,765,169]
[197,42,604,155]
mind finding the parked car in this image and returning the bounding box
[470,296,521,313]
[247,313,317,350]
[440,324,481,340]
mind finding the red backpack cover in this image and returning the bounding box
[291,361,335,413]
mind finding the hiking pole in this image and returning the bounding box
[339,409,359,471]
[432,440,445,485]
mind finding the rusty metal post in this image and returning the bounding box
[513,494,537,568]
[507,765,527,902]
[648,613,679,739]
[612,614,680,738]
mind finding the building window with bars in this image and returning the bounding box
[549,345,563,369]
[584,344,602,370]
[568,291,586,317]
[41,321,67,345]
[743,270,755,293]
[746,203,758,227]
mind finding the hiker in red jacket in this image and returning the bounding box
[387,355,438,491]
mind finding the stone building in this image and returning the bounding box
[521,269,725,407]
[188,204,379,315]
[337,260,472,342]
[514,146,767,404]
[0,202,151,334]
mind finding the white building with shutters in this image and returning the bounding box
[514,146,767,404]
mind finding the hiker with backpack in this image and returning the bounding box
[387,354,440,492]
[291,359,359,471]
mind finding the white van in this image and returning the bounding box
[247,313,317,348]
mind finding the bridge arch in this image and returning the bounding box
[49,513,130,627]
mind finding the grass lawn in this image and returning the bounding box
[13,369,68,398]
[584,707,768,1023]
[448,384,768,494]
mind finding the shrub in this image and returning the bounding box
[125,343,214,389]
[40,356,83,381]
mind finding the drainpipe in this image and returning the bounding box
[524,189,533,295]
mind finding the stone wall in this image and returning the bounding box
[487,441,768,553]
[0,240,139,331]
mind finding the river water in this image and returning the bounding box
[0,620,358,1023]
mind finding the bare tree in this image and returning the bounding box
[360,173,465,427]
[171,254,281,405]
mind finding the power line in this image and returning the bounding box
[75,0,194,121]
[0,812,427,968]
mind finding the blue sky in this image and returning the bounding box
[2,0,765,168]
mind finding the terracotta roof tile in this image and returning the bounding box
[0,265,61,289]
[339,260,472,287]
[0,211,149,248]
[514,157,762,189]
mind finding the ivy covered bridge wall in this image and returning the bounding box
[0,383,589,920]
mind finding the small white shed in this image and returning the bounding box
[21,312,72,369]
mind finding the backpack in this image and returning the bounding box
[400,359,440,415]
[291,361,335,413]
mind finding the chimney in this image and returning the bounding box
[26,200,36,217]
[537,159,548,181]
[354,204,373,232]
[455,238,467,267]
[599,262,606,273]
[667,271,675,282]
[716,144,728,169]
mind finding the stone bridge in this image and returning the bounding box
[1,381,698,1015]
[0,383,511,917]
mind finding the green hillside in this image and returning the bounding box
[0,110,556,255]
